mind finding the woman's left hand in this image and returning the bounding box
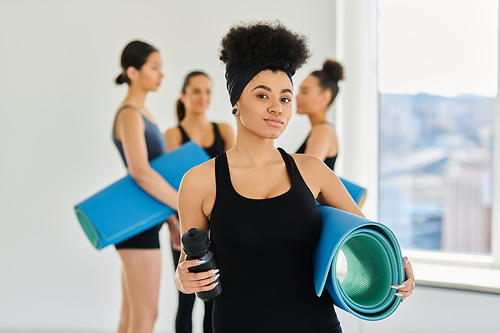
[391,256,415,301]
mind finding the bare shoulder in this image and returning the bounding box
[164,126,181,139]
[164,126,182,151]
[114,107,144,140]
[216,122,236,150]
[115,106,143,124]
[289,153,334,197]
[165,126,180,136]
[181,158,215,189]
[311,122,336,136]
[217,122,235,136]
[217,122,233,131]
[289,152,362,216]
[290,153,326,172]
[179,158,217,217]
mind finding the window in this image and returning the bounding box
[377,0,498,256]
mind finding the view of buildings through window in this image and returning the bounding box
[378,0,498,254]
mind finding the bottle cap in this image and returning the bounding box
[182,228,210,258]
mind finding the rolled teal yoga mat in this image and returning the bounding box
[74,142,210,250]
[313,205,404,321]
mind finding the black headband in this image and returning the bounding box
[225,59,295,107]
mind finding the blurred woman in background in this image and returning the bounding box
[113,40,179,333]
[295,60,343,170]
[164,70,234,333]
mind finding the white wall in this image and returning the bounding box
[339,285,500,333]
[0,1,336,332]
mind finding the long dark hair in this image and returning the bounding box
[176,71,210,122]
[311,60,344,106]
[115,40,158,85]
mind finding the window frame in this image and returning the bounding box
[333,0,500,293]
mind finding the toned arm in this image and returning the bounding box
[164,127,182,152]
[174,160,219,293]
[115,107,178,210]
[293,154,363,218]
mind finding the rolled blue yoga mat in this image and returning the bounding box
[74,142,210,250]
[313,205,404,321]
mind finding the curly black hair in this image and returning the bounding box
[219,21,310,73]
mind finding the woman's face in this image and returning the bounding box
[134,51,163,91]
[236,70,293,140]
[296,74,326,115]
[181,75,212,115]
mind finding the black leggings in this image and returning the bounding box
[172,248,214,333]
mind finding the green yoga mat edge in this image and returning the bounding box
[313,205,405,321]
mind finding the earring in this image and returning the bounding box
[232,107,240,116]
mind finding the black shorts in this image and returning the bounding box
[115,223,163,250]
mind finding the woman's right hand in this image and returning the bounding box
[175,260,220,294]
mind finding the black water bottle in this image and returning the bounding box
[182,228,222,301]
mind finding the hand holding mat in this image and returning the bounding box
[74,142,210,250]
[313,205,404,321]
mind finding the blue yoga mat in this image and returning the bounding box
[74,142,210,250]
[313,205,404,321]
[338,178,367,207]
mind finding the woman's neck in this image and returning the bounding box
[308,110,328,126]
[229,126,281,167]
[122,86,148,110]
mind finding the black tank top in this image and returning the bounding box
[178,122,225,159]
[112,105,166,167]
[209,149,340,333]
[296,122,337,170]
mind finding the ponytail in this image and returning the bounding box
[115,72,127,85]
[176,99,186,122]
[311,59,344,106]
